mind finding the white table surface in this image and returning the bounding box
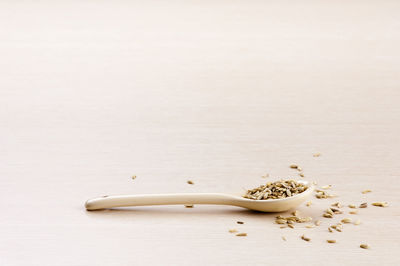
[1,0,399,265]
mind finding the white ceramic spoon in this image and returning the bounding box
[85,180,314,212]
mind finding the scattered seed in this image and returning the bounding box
[359,203,368,208]
[288,224,295,229]
[362,189,372,194]
[297,167,303,172]
[313,152,321,157]
[323,213,333,218]
[276,219,286,224]
[131,175,137,180]
[326,208,334,215]
[187,180,194,185]
[184,204,194,208]
[301,235,311,241]
[321,185,332,190]
[349,211,358,214]
[299,172,305,177]
[262,173,269,178]
[360,244,369,249]
[315,220,321,226]
[102,195,109,198]
[292,210,300,216]
[331,202,342,208]
[280,225,287,229]
[290,164,298,169]
[282,236,287,241]
[341,218,352,224]
[236,233,247,237]
[327,239,336,243]
[372,202,388,207]
[348,204,356,209]
[354,220,361,225]
[328,227,333,232]
[306,201,312,207]
[229,229,238,233]
[306,225,315,228]
[237,221,244,224]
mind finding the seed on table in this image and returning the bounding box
[306,225,315,228]
[315,220,321,226]
[301,235,311,241]
[280,225,287,229]
[187,180,194,185]
[131,175,137,180]
[313,152,321,157]
[362,189,372,194]
[299,172,305,177]
[328,227,333,232]
[292,210,300,216]
[326,208,334,215]
[360,244,369,249]
[359,203,368,208]
[262,173,269,178]
[236,233,247,237]
[331,202,342,208]
[297,167,303,172]
[327,240,336,243]
[306,201,312,206]
[184,204,194,208]
[372,202,388,207]
[282,236,287,241]
[354,220,361,225]
[348,204,356,209]
[290,164,298,169]
[341,218,352,224]
[323,213,333,218]
[237,221,244,224]
[349,211,358,214]
[288,224,295,229]
[321,185,332,189]
[229,229,238,233]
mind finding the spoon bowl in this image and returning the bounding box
[85,180,314,212]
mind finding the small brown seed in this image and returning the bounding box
[290,164,298,169]
[372,202,388,207]
[184,204,194,208]
[348,204,356,209]
[331,202,342,208]
[297,167,303,172]
[323,213,333,218]
[306,201,312,206]
[360,244,369,249]
[299,172,305,177]
[292,210,300,216]
[354,220,361,225]
[187,180,194,185]
[282,236,287,241]
[349,211,358,214]
[326,208,334,215]
[328,227,333,232]
[229,229,238,233]
[341,218,352,224]
[362,189,372,194]
[359,203,368,208]
[313,152,321,157]
[280,225,287,229]
[288,224,295,229]
[237,221,244,224]
[306,225,315,228]
[327,239,336,243]
[131,175,137,180]
[315,220,321,226]
[275,219,287,224]
[301,235,311,241]
[236,233,247,237]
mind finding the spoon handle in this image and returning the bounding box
[85,193,235,210]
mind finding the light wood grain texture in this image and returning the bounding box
[1,0,400,265]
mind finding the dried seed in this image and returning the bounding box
[184,204,194,208]
[354,220,361,225]
[282,236,287,241]
[372,202,388,207]
[261,173,269,178]
[362,189,372,194]
[292,210,300,216]
[328,227,333,232]
[229,229,238,233]
[313,152,321,157]
[290,164,298,169]
[299,172,305,177]
[301,235,310,241]
[275,219,287,224]
[236,233,247,237]
[237,221,244,224]
[297,167,303,172]
[280,225,287,229]
[131,175,137,180]
[306,201,312,206]
[341,218,352,224]
[321,185,332,190]
[315,220,321,226]
[360,244,369,249]
[243,180,308,200]
[348,204,356,209]
[331,202,342,208]
[349,211,358,214]
[187,180,194,185]
[288,224,295,229]
[323,213,333,218]
[359,203,368,208]
[327,239,336,243]
[326,208,334,215]
[306,225,315,228]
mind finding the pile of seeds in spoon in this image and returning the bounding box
[243,180,308,200]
